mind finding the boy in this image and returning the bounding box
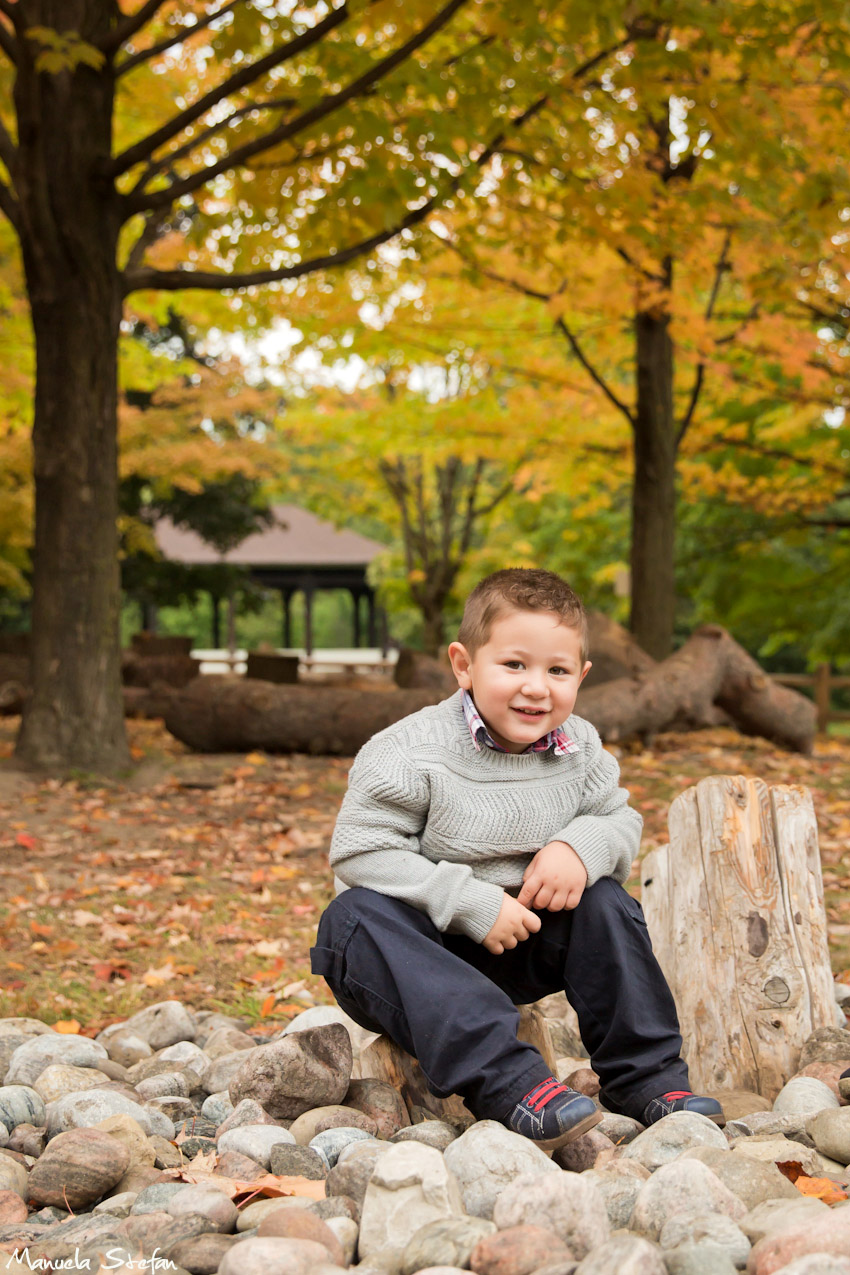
[311,568,722,1148]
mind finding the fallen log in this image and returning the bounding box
[164,676,444,754]
[576,625,815,753]
[642,775,835,1099]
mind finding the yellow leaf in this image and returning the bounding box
[53,1020,81,1035]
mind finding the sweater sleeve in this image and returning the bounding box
[550,718,642,886]
[329,735,505,943]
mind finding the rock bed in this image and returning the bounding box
[2,1005,850,1274]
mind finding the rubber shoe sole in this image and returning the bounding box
[532,1107,604,1151]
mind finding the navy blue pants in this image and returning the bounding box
[310,879,690,1122]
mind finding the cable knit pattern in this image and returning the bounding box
[330,691,642,943]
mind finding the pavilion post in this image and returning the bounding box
[367,590,377,646]
[304,585,315,656]
[281,588,293,648]
[352,588,362,648]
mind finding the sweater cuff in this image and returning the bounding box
[553,816,618,887]
[450,877,505,943]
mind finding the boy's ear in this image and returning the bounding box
[579,660,592,684]
[447,641,473,689]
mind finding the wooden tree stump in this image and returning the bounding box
[353,1005,558,1127]
[641,775,835,1099]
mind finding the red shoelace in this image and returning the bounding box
[521,1078,571,1111]
[661,1090,695,1101]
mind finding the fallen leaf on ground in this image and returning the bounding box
[794,1175,848,1204]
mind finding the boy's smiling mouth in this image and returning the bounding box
[512,706,547,716]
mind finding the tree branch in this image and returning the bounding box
[115,0,240,76]
[709,433,848,479]
[553,316,635,426]
[0,116,16,171]
[676,231,731,446]
[124,0,469,213]
[0,175,19,228]
[110,3,352,177]
[101,0,171,55]
[130,96,296,195]
[0,21,17,63]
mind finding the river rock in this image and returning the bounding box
[663,1241,738,1275]
[658,1209,750,1265]
[358,1141,465,1260]
[571,1233,665,1274]
[209,1052,260,1098]
[0,1189,27,1224]
[7,1122,46,1156]
[46,1089,154,1137]
[92,1191,138,1218]
[678,1146,799,1210]
[492,1170,610,1261]
[229,1024,352,1119]
[392,1122,458,1151]
[136,1071,190,1101]
[33,1063,107,1104]
[217,1124,296,1168]
[215,1148,266,1178]
[629,1160,746,1241]
[6,1034,109,1087]
[596,1113,642,1146]
[290,1104,378,1144]
[807,1108,850,1165]
[771,1260,850,1275]
[94,1113,156,1169]
[237,1197,319,1231]
[216,1097,280,1138]
[166,1183,239,1231]
[0,1154,27,1202]
[620,1112,728,1172]
[773,1076,840,1115]
[218,1235,333,1275]
[582,1161,649,1230]
[311,1126,375,1169]
[269,1142,328,1179]
[709,1090,772,1121]
[0,1085,45,1132]
[798,1061,849,1103]
[727,1112,809,1138]
[345,1079,410,1139]
[202,1091,234,1125]
[470,1223,573,1275]
[169,1232,239,1274]
[325,1215,359,1265]
[27,1127,130,1208]
[799,1027,850,1069]
[283,1004,376,1052]
[747,1205,850,1274]
[400,1217,496,1275]
[553,1130,615,1173]
[131,1182,189,1213]
[443,1121,560,1219]
[729,1136,824,1177]
[326,1142,390,1207]
[99,1030,153,1068]
[159,1040,211,1082]
[110,1001,196,1050]
[739,1196,831,1244]
[256,1204,345,1263]
[203,1026,258,1060]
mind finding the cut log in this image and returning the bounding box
[164,675,445,754]
[245,652,299,684]
[641,775,835,1099]
[122,653,200,689]
[354,1005,557,1127]
[394,647,456,694]
[577,625,816,753]
[584,611,657,688]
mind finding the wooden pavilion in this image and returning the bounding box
[154,504,390,654]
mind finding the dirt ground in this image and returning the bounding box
[1,710,848,1034]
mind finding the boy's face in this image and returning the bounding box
[447,607,592,754]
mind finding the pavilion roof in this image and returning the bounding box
[154,503,387,568]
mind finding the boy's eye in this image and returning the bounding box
[504,661,523,669]
[551,667,567,676]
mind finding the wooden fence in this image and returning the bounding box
[774,664,850,734]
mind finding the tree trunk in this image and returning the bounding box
[641,777,835,1099]
[630,300,677,660]
[12,3,130,771]
[576,625,817,753]
[164,677,447,753]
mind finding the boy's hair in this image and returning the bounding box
[457,568,588,661]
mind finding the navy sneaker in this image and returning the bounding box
[505,1076,603,1150]
[642,1089,725,1126]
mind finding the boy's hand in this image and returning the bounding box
[483,894,542,954]
[518,840,588,912]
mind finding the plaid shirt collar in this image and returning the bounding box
[460,688,579,756]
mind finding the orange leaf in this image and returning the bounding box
[260,993,277,1017]
[794,1175,848,1205]
[53,1020,81,1034]
[15,833,37,849]
[776,1160,806,1183]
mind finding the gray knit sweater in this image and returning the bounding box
[329,692,642,943]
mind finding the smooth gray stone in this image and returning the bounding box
[5,1036,108,1087]
[130,1182,190,1214]
[0,1084,45,1132]
[310,1126,374,1169]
